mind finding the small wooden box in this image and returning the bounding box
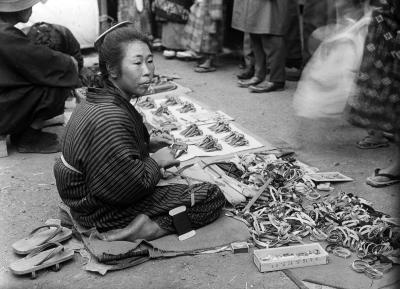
[0,135,8,157]
[253,243,328,272]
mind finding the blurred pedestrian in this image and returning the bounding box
[302,0,336,64]
[303,0,370,64]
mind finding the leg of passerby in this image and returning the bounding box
[285,0,303,70]
[249,35,286,93]
[366,134,400,187]
[285,0,303,81]
[237,33,255,80]
[195,54,217,73]
[238,34,266,88]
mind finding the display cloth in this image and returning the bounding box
[59,84,398,286]
[135,95,264,162]
[211,151,399,289]
[59,203,250,275]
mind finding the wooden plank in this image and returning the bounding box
[242,178,273,213]
[0,135,8,157]
[283,270,309,289]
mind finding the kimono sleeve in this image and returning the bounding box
[55,24,84,72]
[86,111,161,207]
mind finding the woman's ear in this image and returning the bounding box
[107,64,119,79]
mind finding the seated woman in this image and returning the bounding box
[0,0,80,153]
[54,23,226,242]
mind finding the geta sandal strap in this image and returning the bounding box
[29,224,62,246]
[26,242,64,266]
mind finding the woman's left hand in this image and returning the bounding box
[149,134,174,153]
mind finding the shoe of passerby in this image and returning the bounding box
[357,136,389,149]
[286,67,302,81]
[237,67,255,80]
[152,38,162,51]
[249,81,285,93]
[176,50,202,61]
[163,50,176,59]
[152,38,162,48]
[237,77,262,88]
[194,65,216,73]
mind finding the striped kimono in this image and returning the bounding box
[183,0,225,54]
[54,85,225,232]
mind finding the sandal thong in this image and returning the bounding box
[194,66,216,73]
[366,169,400,188]
[9,242,74,279]
[12,224,72,255]
[356,137,389,149]
[382,132,395,141]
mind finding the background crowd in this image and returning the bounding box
[105,0,372,92]
[0,0,399,187]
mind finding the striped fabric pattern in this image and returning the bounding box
[54,86,225,232]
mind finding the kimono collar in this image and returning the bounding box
[85,83,145,127]
[86,82,135,107]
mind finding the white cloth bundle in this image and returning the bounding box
[293,11,372,119]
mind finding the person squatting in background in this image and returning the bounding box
[0,0,80,154]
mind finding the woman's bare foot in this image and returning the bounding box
[98,214,169,242]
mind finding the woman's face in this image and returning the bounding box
[114,40,154,97]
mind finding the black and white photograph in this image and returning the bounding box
[0,0,399,288]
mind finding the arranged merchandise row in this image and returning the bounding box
[135,94,263,161]
[207,151,398,278]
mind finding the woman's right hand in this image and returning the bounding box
[151,147,180,169]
